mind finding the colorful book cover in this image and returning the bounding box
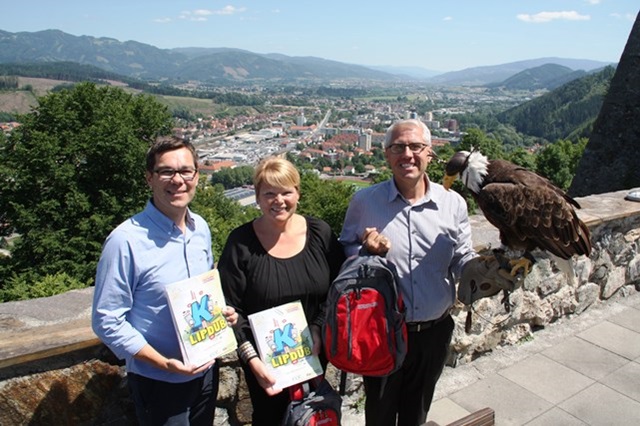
[248,300,323,390]
[164,269,238,367]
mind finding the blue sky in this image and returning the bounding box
[0,1,637,72]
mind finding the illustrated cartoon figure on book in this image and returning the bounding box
[264,317,311,363]
[182,296,216,333]
[181,293,225,341]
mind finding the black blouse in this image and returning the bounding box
[218,216,345,345]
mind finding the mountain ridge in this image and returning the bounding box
[0,29,614,85]
[486,63,591,91]
[428,57,612,86]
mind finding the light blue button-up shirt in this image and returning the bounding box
[92,201,213,383]
[340,178,476,322]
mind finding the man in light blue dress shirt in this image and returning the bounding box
[341,119,480,426]
[92,136,237,425]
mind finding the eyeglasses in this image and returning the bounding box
[154,168,198,181]
[386,143,429,155]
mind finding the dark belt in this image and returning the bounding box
[406,311,450,332]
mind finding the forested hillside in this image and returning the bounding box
[0,62,133,84]
[496,66,615,142]
[0,62,190,95]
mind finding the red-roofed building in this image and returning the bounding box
[432,138,451,147]
[199,160,237,174]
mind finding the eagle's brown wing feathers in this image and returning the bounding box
[475,160,591,259]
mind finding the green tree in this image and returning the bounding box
[190,182,260,261]
[209,165,255,189]
[535,138,588,190]
[298,172,355,234]
[0,82,172,292]
[507,148,537,170]
[371,169,392,184]
[458,128,505,160]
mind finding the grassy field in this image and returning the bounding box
[0,77,64,115]
[0,79,218,118]
[1,78,292,120]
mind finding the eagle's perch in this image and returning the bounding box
[443,150,592,277]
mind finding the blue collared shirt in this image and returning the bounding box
[340,178,476,322]
[92,201,213,383]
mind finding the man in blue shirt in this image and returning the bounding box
[92,136,237,425]
[340,119,514,426]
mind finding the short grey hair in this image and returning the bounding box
[384,119,431,148]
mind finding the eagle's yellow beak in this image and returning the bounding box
[443,173,458,190]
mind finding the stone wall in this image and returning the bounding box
[450,189,640,366]
[1,188,639,425]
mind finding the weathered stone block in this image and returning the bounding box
[546,286,578,317]
[603,266,627,298]
[628,255,640,283]
[576,282,601,314]
[0,359,125,425]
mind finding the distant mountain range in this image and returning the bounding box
[0,29,614,86]
[487,63,591,91]
[429,58,611,86]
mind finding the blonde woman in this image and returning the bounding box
[219,157,345,425]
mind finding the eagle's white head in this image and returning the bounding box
[443,149,489,194]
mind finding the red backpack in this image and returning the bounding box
[282,376,342,426]
[322,255,407,377]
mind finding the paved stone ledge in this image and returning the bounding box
[0,288,97,369]
[469,187,640,252]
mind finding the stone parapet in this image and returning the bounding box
[1,187,639,425]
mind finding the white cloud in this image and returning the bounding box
[193,10,214,17]
[212,6,247,16]
[610,13,636,22]
[443,16,453,22]
[584,0,601,4]
[517,11,590,23]
[177,6,247,21]
[154,18,172,24]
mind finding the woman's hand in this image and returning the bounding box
[248,357,283,396]
[222,305,238,326]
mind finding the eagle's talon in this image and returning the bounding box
[509,258,532,277]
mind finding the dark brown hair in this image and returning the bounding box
[145,136,197,172]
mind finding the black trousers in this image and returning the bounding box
[241,357,329,425]
[127,364,219,426]
[241,362,291,426]
[363,315,454,426]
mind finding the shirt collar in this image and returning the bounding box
[387,175,438,207]
[143,200,196,233]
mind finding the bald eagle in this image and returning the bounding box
[443,150,591,279]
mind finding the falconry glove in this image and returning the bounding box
[458,256,522,305]
[458,256,523,332]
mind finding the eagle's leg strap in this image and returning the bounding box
[501,289,513,313]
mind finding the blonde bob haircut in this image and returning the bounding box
[253,157,300,196]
